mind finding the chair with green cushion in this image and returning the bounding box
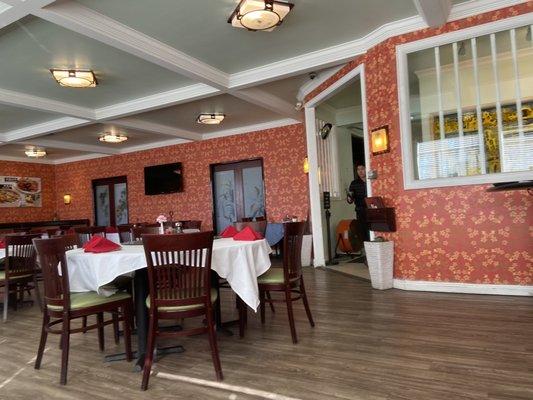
[32,237,133,386]
[1,233,42,322]
[141,231,222,390]
[257,221,315,344]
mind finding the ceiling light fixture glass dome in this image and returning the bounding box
[228,0,294,32]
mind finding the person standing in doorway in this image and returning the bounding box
[346,164,369,242]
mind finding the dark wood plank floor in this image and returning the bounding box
[0,268,532,399]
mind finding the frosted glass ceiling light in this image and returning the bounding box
[228,0,294,32]
[99,132,128,143]
[50,69,97,88]
[196,113,225,125]
[25,148,47,158]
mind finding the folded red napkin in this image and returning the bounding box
[220,225,238,238]
[0,239,5,249]
[105,226,118,233]
[83,236,121,253]
[233,226,263,241]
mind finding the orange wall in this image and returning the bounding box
[307,3,533,285]
[54,124,309,229]
[0,160,56,223]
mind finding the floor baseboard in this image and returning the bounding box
[393,279,533,296]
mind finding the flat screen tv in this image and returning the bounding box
[144,162,183,195]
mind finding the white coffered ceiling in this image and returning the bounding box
[0,0,524,164]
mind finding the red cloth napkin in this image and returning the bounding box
[0,239,5,249]
[105,226,118,233]
[220,225,238,238]
[83,236,121,253]
[233,226,263,241]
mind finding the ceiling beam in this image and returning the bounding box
[2,117,92,142]
[0,0,56,29]
[413,0,452,27]
[34,2,229,89]
[110,118,202,141]
[231,88,304,122]
[18,138,121,155]
[0,88,95,120]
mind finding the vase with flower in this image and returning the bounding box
[156,214,167,234]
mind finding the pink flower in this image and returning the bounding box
[156,214,167,223]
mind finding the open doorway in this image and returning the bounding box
[303,64,372,280]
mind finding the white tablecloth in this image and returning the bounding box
[66,238,272,311]
[0,249,5,262]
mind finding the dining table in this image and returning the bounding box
[65,237,272,367]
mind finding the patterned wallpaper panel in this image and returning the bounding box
[54,124,309,230]
[0,161,56,223]
[306,3,533,284]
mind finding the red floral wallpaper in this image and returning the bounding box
[306,3,533,284]
[54,124,309,230]
[0,160,56,223]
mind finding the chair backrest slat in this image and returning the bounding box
[282,222,305,282]
[5,234,41,279]
[142,232,213,308]
[33,237,70,310]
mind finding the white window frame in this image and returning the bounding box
[397,13,533,190]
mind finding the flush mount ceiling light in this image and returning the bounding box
[196,113,225,125]
[228,0,294,32]
[50,69,97,88]
[99,132,128,143]
[25,148,47,158]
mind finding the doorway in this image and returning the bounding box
[92,176,129,227]
[211,159,266,234]
[304,64,371,269]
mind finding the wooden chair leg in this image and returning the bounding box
[3,284,8,322]
[259,290,265,324]
[265,291,275,313]
[35,313,49,370]
[82,316,88,333]
[112,312,120,344]
[206,308,223,381]
[33,275,43,312]
[59,317,70,385]
[285,289,298,344]
[300,279,315,327]
[141,314,157,391]
[237,297,245,338]
[214,288,222,328]
[122,305,133,362]
[96,312,105,351]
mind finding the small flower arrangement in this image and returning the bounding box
[156,214,167,224]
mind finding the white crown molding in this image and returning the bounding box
[110,118,202,141]
[19,138,121,155]
[231,88,304,122]
[95,84,220,121]
[413,0,452,28]
[449,0,529,21]
[0,0,55,30]
[0,88,95,120]
[0,154,55,164]
[116,138,190,155]
[2,117,92,142]
[393,279,533,296]
[201,118,299,140]
[34,2,229,89]
[296,65,346,102]
[52,152,110,165]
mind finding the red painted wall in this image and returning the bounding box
[54,124,309,229]
[306,3,533,284]
[0,160,56,223]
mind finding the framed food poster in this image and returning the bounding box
[0,176,42,208]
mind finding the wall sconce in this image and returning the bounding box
[63,194,72,205]
[370,125,390,155]
[303,157,309,174]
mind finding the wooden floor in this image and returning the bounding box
[1,268,532,400]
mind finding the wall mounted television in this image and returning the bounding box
[144,162,183,195]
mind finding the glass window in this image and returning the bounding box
[404,24,533,184]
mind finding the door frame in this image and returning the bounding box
[92,175,128,226]
[210,157,266,233]
[304,64,372,267]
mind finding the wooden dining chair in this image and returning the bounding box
[117,224,134,243]
[233,220,267,236]
[73,226,105,246]
[180,220,202,230]
[141,232,222,390]
[1,233,42,321]
[131,226,160,241]
[33,237,133,385]
[257,222,315,344]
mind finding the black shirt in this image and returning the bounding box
[348,178,367,210]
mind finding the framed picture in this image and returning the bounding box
[364,196,385,209]
[370,125,390,155]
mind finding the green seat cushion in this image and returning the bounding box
[257,269,299,285]
[47,291,131,311]
[146,288,218,312]
[0,271,33,281]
